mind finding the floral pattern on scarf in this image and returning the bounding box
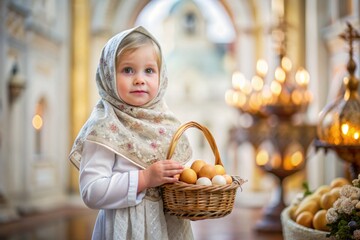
[69,26,192,170]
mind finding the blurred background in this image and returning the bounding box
[0,0,359,239]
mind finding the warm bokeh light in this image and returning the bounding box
[341,123,349,135]
[261,86,271,102]
[283,150,304,170]
[226,55,311,118]
[281,56,292,72]
[256,149,269,166]
[324,121,360,145]
[339,122,360,143]
[251,75,264,91]
[249,93,262,110]
[291,89,302,105]
[279,91,290,103]
[234,91,247,107]
[354,132,359,140]
[256,59,268,77]
[32,114,43,130]
[295,67,310,86]
[270,81,282,95]
[290,151,303,167]
[274,67,286,82]
[232,71,248,92]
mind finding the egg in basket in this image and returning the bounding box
[161,121,246,221]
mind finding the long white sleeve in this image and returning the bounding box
[79,141,145,209]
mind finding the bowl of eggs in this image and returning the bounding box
[281,177,350,240]
[161,121,246,221]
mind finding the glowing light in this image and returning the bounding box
[256,59,268,77]
[262,86,273,104]
[341,123,349,135]
[251,76,264,91]
[295,67,310,86]
[256,150,269,166]
[249,93,262,110]
[231,71,244,90]
[354,132,359,140]
[279,91,290,103]
[291,89,302,105]
[290,151,303,167]
[271,81,282,95]
[274,67,286,82]
[32,114,43,130]
[234,92,247,107]
[281,56,292,72]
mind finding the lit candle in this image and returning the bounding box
[274,67,286,83]
[340,122,360,145]
[32,114,43,154]
[256,149,269,166]
[295,67,310,87]
[256,59,268,77]
[281,56,292,72]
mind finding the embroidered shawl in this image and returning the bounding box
[68,26,192,170]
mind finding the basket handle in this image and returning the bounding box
[166,121,223,166]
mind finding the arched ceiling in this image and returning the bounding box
[88,0,270,74]
[90,0,257,37]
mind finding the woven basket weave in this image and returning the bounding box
[161,121,246,221]
[281,206,329,240]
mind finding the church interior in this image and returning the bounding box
[1,0,360,239]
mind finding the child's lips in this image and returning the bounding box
[130,90,147,94]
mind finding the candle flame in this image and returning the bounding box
[341,123,349,135]
[32,114,43,130]
[256,150,269,166]
[256,59,268,77]
[271,81,282,95]
[281,56,292,72]
[295,67,310,86]
[275,67,286,82]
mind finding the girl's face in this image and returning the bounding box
[116,44,160,106]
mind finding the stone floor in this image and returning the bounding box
[0,204,283,240]
[0,188,288,240]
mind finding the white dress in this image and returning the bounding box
[79,141,194,240]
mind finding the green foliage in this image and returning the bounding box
[302,181,312,197]
[326,210,360,239]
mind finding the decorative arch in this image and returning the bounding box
[90,0,256,38]
[91,0,151,34]
[89,0,264,77]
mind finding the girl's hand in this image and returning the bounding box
[138,160,184,192]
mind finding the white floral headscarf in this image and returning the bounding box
[69,26,192,170]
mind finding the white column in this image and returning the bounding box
[305,0,326,189]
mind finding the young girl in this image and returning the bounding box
[69,26,194,239]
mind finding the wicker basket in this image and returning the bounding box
[281,206,329,240]
[161,121,246,221]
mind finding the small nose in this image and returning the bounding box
[133,73,145,85]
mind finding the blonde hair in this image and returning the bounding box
[116,31,161,71]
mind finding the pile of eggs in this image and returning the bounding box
[289,177,350,231]
[177,159,233,186]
